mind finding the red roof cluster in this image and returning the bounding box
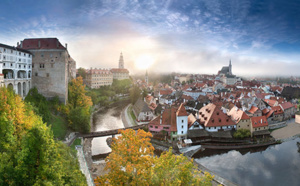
[280,102,295,110]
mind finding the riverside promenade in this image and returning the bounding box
[271,119,300,141]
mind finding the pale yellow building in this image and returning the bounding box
[85,68,113,89]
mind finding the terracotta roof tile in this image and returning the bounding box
[176,103,188,116]
[248,106,259,114]
[280,102,294,110]
[198,103,235,127]
[251,116,268,128]
[20,38,66,50]
[271,106,284,115]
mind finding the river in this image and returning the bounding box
[91,104,300,186]
[91,107,124,156]
[194,137,300,186]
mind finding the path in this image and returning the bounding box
[121,104,137,128]
[271,119,300,140]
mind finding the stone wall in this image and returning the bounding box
[30,49,68,104]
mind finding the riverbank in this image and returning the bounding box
[271,119,300,141]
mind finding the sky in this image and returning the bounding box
[1,0,300,77]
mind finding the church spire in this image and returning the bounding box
[145,70,148,85]
[229,59,232,75]
[119,52,124,69]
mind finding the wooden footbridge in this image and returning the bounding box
[78,124,148,138]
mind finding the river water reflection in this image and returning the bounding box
[91,108,124,156]
[194,138,300,186]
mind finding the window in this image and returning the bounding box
[181,131,183,134]
[51,63,54,68]
[155,126,158,129]
[182,120,184,123]
[35,72,38,76]
[41,53,44,57]
[182,125,184,129]
[40,64,45,68]
[46,73,49,77]
[19,65,21,68]
[32,64,34,68]
[150,125,153,128]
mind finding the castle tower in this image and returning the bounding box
[229,59,232,75]
[145,70,148,85]
[119,52,124,69]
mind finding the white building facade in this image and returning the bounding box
[0,43,32,97]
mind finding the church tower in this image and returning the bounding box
[229,59,232,75]
[145,70,148,85]
[119,52,124,69]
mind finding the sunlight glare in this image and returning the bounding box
[135,55,154,70]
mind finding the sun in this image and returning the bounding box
[135,54,154,70]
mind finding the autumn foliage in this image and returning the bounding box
[68,76,93,133]
[95,129,213,186]
[0,87,86,185]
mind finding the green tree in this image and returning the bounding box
[68,77,92,132]
[129,85,141,105]
[0,87,86,185]
[77,67,87,79]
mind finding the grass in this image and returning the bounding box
[49,114,68,140]
[70,138,82,150]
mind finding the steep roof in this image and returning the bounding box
[271,106,284,115]
[248,106,259,114]
[20,38,66,50]
[133,98,151,115]
[280,102,294,110]
[198,103,235,127]
[176,103,188,116]
[251,116,268,128]
[149,107,178,132]
[227,107,250,124]
[188,114,197,128]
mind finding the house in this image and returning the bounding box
[197,103,236,132]
[250,116,270,137]
[271,106,284,122]
[227,107,251,131]
[148,103,188,141]
[132,98,154,123]
[280,102,296,120]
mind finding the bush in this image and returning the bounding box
[233,129,251,139]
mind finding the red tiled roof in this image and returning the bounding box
[264,99,277,107]
[248,106,259,114]
[0,74,3,76]
[176,103,188,116]
[271,106,284,115]
[149,107,178,131]
[188,114,197,128]
[280,102,294,110]
[110,68,129,73]
[182,94,194,101]
[198,103,235,127]
[159,89,173,95]
[251,116,268,128]
[20,38,66,50]
[228,107,250,124]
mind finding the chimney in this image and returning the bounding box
[56,40,59,48]
[20,41,23,48]
[261,119,262,123]
[38,40,41,48]
[17,42,19,47]
[65,43,67,49]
